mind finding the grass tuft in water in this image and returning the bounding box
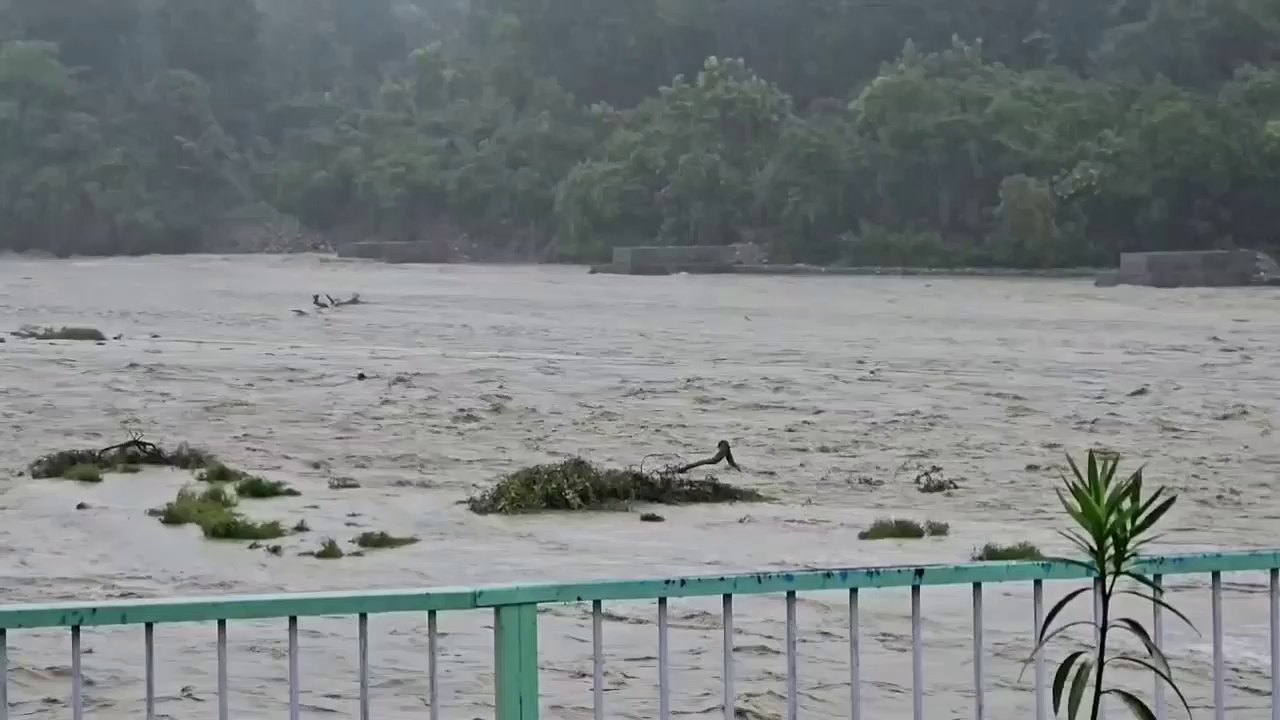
[972,541,1044,561]
[466,458,764,515]
[858,518,951,540]
[156,485,286,540]
[353,531,419,549]
[198,463,300,498]
[61,464,103,483]
[235,476,301,498]
[315,538,345,559]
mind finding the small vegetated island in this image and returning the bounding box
[465,442,764,515]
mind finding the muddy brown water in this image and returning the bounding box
[1,254,1278,719]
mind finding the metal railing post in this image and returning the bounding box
[494,604,540,720]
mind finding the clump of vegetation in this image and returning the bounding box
[197,462,300,498]
[353,531,419,549]
[234,476,301,498]
[293,519,310,533]
[197,462,252,484]
[466,457,764,515]
[203,515,287,540]
[858,518,951,540]
[315,538,345,559]
[914,465,959,494]
[13,325,106,341]
[28,434,215,479]
[973,542,1044,561]
[61,464,103,483]
[156,485,286,540]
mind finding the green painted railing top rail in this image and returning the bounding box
[1,549,1278,720]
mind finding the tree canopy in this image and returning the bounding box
[2,0,1278,266]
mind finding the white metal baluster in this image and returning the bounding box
[217,620,229,720]
[359,613,370,720]
[1153,575,1165,720]
[0,628,7,720]
[593,600,604,720]
[70,626,83,720]
[723,594,734,720]
[289,616,300,720]
[1271,569,1279,720]
[911,585,922,720]
[145,623,156,720]
[428,611,440,720]
[1033,580,1045,720]
[973,583,984,720]
[849,589,860,720]
[658,598,671,720]
[1212,572,1225,720]
[786,591,798,720]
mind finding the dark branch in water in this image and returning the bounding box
[96,430,164,463]
[312,293,363,309]
[677,440,740,473]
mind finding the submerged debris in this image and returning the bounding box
[12,325,106,341]
[353,531,418,549]
[466,457,765,515]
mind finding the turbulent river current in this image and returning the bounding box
[1,254,1278,719]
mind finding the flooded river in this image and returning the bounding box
[1,254,1278,719]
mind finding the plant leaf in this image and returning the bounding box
[1067,657,1092,719]
[1030,620,1098,659]
[1052,650,1088,714]
[1103,688,1157,720]
[1038,587,1091,644]
[1132,495,1177,539]
[1116,589,1200,634]
[1106,655,1195,717]
[1109,617,1171,675]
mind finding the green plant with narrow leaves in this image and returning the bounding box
[1029,450,1196,720]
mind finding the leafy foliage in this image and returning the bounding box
[1032,451,1193,720]
[2,0,1279,263]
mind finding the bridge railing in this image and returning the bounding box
[2,550,1278,720]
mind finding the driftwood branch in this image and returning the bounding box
[96,430,164,462]
[312,293,363,308]
[677,440,740,473]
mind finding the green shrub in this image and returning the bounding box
[972,541,1044,561]
[858,518,950,540]
[316,538,344,559]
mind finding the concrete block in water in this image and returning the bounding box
[605,243,766,274]
[1108,249,1279,288]
[336,241,452,264]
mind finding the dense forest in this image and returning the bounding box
[1,0,1278,266]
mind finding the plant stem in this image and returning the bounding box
[1090,583,1110,720]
